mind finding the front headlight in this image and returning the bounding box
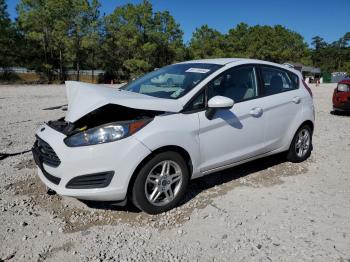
[64,119,150,147]
[337,83,350,92]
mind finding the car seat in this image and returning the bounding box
[268,75,283,95]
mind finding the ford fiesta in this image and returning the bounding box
[32,58,315,214]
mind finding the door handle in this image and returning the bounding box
[292,96,301,104]
[249,107,263,117]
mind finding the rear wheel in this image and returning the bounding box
[287,125,312,163]
[131,151,189,214]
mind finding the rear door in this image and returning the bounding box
[258,65,302,151]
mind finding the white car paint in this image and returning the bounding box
[65,81,183,122]
[34,58,315,202]
[198,96,268,172]
[207,96,234,108]
[36,124,151,201]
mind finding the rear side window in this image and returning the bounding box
[261,67,299,96]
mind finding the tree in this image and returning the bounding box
[17,0,69,80]
[85,0,102,82]
[149,10,184,67]
[226,22,250,58]
[102,0,184,80]
[102,2,148,80]
[311,36,327,68]
[7,0,350,83]
[226,24,308,63]
[311,36,327,50]
[188,23,308,64]
[66,0,92,81]
[311,32,350,73]
[0,0,18,68]
[17,0,102,82]
[189,25,226,59]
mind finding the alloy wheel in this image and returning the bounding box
[144,160,183,206]
[295,128,311,158]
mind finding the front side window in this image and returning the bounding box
[261,67,298,96]
[207,66,258,103]
[185,91,206,111]
[121,63,222,99]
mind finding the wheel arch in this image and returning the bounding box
[300,120,314,134]
[287,119,314,151]
[126,145,193,198]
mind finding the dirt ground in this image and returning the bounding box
[0,83,349,262]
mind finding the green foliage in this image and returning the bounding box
[1,0,348,82]
[311,33,350,73]
[123,58,151,79]
[0,0,20,68]
[102,0,184,80]
[188,23,308,64]
[17,0,102,81]
[0,71,21,82]
[189,25,226,59]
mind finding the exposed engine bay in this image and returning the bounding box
[48,104,164,136]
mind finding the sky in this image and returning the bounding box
[6,0,350,46]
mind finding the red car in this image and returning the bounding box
[333,78,350,112]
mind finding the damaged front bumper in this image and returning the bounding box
[33,124,151,201]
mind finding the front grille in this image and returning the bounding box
[66,171,114,189]
[32,139,61,185]
[36,137,61,167]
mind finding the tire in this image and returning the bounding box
[131,151,189,214]
[330,110,339,115]
[287,125,313,163]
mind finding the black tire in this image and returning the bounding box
[131,151,189,214]
[287,125,313,163]
[330,110,339,115]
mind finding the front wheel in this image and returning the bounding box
[287,125,313,163]
[131,151,189,214]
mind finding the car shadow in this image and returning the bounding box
[81,153,287,213]
[179,152,287,206]
[213,110,243,129]
[82,199,140,212]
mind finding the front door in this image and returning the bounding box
[198,65,268,172]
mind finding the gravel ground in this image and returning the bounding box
[0,83,349,262]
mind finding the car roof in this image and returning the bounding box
[177,58,288,67]
[177,58,242,65]
[176,58,301,76]
[339,78,350,84]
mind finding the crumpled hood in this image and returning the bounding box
[64,81,184,122]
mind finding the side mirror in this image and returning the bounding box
[206,96,234,120]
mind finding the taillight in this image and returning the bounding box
[337,83,350,92]
[302,80,313,98]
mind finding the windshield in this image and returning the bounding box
[121,63,222,99]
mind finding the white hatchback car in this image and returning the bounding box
[33,58,315,214]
